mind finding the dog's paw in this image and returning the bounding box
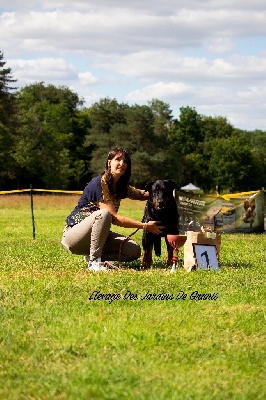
[141,252,152,269]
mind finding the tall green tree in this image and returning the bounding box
[0,51,17,188]
[123,104,160,186]
[199,115,235,191]
[0,51,17,125]
[209,132,260,192]
[85,98,129,176]
[86,99,171,187]
[167,106,204,187]
[201,115,234,142]
[13,82,90,189]
[148,99,174,137]
[174,106,203,155]
[246,129,266,189]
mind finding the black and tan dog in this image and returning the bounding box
[141,179,179,268]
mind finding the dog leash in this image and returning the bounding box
[104,198,149,272]
[103,227,140,272]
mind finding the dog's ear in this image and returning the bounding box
[144,182,154,193]
[164,180,178,191]
[250,199,256,210]
[243,200,249,210]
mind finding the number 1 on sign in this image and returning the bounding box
[200,250,210,269]
[192,244,219,271]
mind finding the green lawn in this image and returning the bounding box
[0,194,265,399]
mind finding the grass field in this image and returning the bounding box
[0,194,265,400]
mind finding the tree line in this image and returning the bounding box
[0,51,265,193]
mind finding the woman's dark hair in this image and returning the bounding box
[104,147,131,198]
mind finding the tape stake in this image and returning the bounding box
[30,184,36,240]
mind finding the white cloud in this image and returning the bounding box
[1,0,266,13]
[126,82,192,102]
[126,80,266,106]
[1,0,266,130]
[207,38,236,53]
[81,91,105,104]
[1,5,265,58]
[78,72,98,86]
[96,51,266,85]
[125,81,266,130]
[8,58,98,89]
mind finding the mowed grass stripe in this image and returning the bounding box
[0,195,265,399]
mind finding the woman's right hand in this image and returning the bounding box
[146,221,165,235]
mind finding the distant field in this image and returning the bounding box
[0,194,265,400]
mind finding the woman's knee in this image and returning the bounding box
[96,208,112,224]
[96,209,112,232]
[123,240,141,261]
[134,243,141,259]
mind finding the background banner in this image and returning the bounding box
[175,190,265,234]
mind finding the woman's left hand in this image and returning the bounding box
[146,221,165,235]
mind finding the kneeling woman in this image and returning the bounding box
[61,147,163,271]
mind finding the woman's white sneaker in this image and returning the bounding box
[87,259,108,272]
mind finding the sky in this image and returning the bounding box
[1,0,266,131]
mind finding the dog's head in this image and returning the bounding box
[145,179,178,211]
[242,199,256,223]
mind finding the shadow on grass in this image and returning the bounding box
[124,259,255,273]
[220,261,255,270]
[121,257,186,272]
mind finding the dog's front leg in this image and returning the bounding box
[141,247,153,269]
[165,238,173,265]
[141,232,153,269]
